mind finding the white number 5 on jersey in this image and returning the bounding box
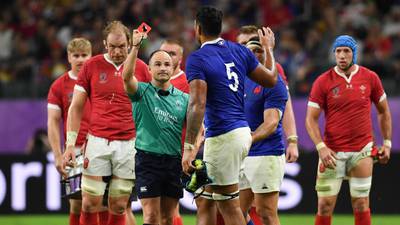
[225,62,239,92]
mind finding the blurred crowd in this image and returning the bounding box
[0,0,399,98]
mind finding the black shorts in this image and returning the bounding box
[135,149,183,199]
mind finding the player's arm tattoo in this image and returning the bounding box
[185,79,207,144]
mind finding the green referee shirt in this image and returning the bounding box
[128,82,189,156]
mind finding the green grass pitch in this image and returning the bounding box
[0,214,399,225]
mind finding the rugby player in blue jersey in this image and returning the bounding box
[182,6,278,225]
[239,38,288,225]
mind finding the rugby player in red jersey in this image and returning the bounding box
[306,35,392,225]
[47,37,93,225]
[64,21,151,225]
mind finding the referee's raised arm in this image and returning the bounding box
[122,29,144,94]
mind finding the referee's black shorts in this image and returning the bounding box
[135,149,183,199]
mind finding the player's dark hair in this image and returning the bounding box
[196,6,223,37]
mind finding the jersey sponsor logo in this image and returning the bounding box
[154,107,178,125]
[99,72,108,83]
[253,86,262,94]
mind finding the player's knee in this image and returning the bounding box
[256,206,277,223]
[69,199,82,214]
[108,197,128,214]
[317,198,336,216]
[109,179,134,197]
[81,176,107,196]
[349,177,371,198]
[144,211,160,224]
[352,197,369,212]
[81,196,102,212]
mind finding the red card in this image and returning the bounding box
[137,22,152,34]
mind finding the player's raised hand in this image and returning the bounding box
[62,145,76,169]
[258,27,275,50]
[318,146,337,169]
[378,145,391,164]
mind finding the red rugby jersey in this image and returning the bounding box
[170,71,190,94]
[276,62,288,86]
[47,71,91,146]
[308,65,385,152]
[75,54,151,140]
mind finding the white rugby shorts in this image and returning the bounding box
[203,127,252,186]
[83,134,136,179]
[239,154,285,193]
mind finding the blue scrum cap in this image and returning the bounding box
[332,35,357,64]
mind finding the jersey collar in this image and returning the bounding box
[334,64,359,83]
[68,71,77,80]
[170,70,184,80]
[201,37,224,48]
[103,54,124,71]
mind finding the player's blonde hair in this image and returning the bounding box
[239,25,258,35]
[161,39,184,54]
[103,20,131,46]
[67,38,92,54]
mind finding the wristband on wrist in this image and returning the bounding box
[66,131,78,147]
[383,139,392,148]
[287,135,298,144]
[316,142,326,151]
[184,142,195,151]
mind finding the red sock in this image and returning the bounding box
[80,211,99,225]
[69,213,80,225]
[354,209,371,225]
[173,216,183,225]
[249,207,262,225]
[315,214,331,225]
[216,211,225,225]
[98,211,109,225]
[107,213,126,225]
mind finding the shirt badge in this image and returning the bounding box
[99,72,107,83]
[253,86,262,94]
[332,87,340,98]
[360,84,366,94]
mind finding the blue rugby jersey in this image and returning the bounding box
[244,75,288,156]
[186,38,259,138]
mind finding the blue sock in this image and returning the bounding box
[247,219,255,225]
